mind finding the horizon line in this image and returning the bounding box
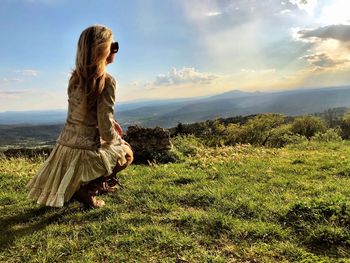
[1,84,349,113]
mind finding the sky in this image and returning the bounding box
[0,0,350,111]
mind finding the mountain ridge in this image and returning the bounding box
[1,85,350,126]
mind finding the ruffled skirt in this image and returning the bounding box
[26,142,130,207]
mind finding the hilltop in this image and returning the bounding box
[1,140,350,262]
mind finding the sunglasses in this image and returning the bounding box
[111,42,119,54]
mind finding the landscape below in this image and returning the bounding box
[2,97,350,261]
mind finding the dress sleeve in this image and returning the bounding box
[97,76,118,144]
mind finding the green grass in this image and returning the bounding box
[1,142,350,262]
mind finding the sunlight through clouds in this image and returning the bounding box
[296,24,350,70]
[318,0,350,24]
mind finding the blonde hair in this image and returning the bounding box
[71,25,113,102]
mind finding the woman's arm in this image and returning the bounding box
[97,76,119,144]
[113,119,123,136]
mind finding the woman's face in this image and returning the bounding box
[106,38,117,65]
[106,52,115,65]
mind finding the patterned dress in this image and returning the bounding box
[26,73,131,207]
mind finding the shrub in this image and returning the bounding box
[265,124,294,147]
[340,113,350,139]
[282,134,308,146]
[222,123,244,146]
[311,128,342,142]
[171,134,204,157]
[291,116,327,138]
[237,113,287,146]
[205,119,227,146]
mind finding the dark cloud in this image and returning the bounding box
[298,24,350,42]
[302,53,349,69]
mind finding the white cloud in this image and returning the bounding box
[289,0,318,15]
[240,68,276,74]
[16,69,39,77]
[318,0,350,25]
[280,9,292,15]
[205,11,222,17]
[0,89,34,99]
[154,67,220,86]
[1,78,21,84]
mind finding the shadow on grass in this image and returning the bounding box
[0,203,80,250]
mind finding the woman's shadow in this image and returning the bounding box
[0,202,82,250]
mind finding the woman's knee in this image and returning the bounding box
[126,151,133,165]
[122,141,134,165]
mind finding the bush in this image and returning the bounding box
[205,119,227,146]
[222,123,244,146]
[291,116,327,138]
[240,114,287,145]
[340,113,350,139]
[171,134,204,157]
[311,129,342,142]
[265,124,294,147]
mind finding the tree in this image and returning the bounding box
[340,113,350,139]
[291,116,327,138]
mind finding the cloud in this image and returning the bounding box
[0,89,33,99]
[289,0,317,15]
[279,9,293,15]
[130,81,139,87]
[0,69,39,86]
[205,11,222,17]
[294,24,350,71]
[16,69,39,77]
[240,68,276,74]
[302,53,349,70]
[298,24,350,43]
[153,67,220,86]
[1,78,21,84]
[181,0,291,21]
[318,0,350,24]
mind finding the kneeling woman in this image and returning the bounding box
[27,25,133,208]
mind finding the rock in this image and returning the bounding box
[123,125,176,164]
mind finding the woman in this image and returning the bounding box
[27,25,133,209]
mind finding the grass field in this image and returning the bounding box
[1,141,350,262]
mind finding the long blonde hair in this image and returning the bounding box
[71,25,113,102]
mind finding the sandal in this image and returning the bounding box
[72,184,105,209]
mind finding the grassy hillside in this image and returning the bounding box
[1,141,350,262]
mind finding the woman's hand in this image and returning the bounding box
[113,120,123,136]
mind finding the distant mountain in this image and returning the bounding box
[118,86,350,127]
[0,110,67,125]
[0,96,207,125]
[1,86,350,127]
